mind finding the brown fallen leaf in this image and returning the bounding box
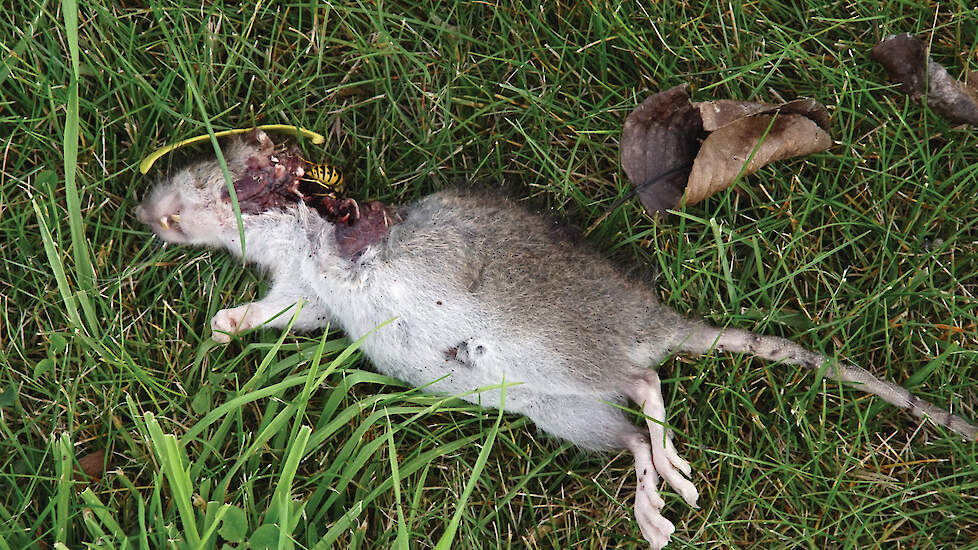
[620,85,832,215]
[870,33,928,98]
[696,99,779,130]
[927,67,978,126]
[75,449,107,481]
[685,111,831,205]
[620,84,703,215]
[871,33,978,126]
[697,98,831,133]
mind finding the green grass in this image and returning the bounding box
[2,1,977,548]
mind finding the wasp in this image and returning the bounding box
[299,159,344,199]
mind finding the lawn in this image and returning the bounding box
[2,1,977,549]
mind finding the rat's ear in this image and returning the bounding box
[223,129,276,168]
[247,128,275,154]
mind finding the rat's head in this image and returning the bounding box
[135,130,278,246]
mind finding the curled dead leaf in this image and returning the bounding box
[685,113,832,205]
[697,99,774,130]
[870,34,928,98]
[871,33,978,126]
[696,98,830,132]
[620,85,832,215]
[620,84,703,215]
[926,66,978,126]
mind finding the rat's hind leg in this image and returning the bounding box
[520,394,677,549]
[626,371,698,508]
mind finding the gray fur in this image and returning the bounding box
[136,131,976,549]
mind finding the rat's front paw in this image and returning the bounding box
[211,304,266,343]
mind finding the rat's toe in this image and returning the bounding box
[635,490,674,549]
[652,454,698,508]
[638,480,665,509]
[665,437,692,477]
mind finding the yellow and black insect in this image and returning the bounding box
[300,161,344,199]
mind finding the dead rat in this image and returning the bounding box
[135,129,977,549]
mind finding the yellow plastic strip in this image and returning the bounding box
[139,125,325,174]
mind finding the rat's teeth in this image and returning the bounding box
[159,214,180,229]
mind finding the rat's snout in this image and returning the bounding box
[135,203,149,224]
[136,181,235,248]
[135,203,181,229]
[136,188,189,243]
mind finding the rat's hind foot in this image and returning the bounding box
[664,433,692,477]
[627,371,698,508]
[626,433,675,549]
[636,488,674,550]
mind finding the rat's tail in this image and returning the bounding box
[677,326,978,440]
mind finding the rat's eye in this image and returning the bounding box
[183,163,223,190]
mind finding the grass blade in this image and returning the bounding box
[142,412,200,549]
[79,488,128,544]
[274,425,311,550]
[385,414,409,550]
[310,433,484,550]
[31,200,82,328]
[54,433,73,546]
[433,385,506,550]
[149,0,247,258]
[60,0,97,311]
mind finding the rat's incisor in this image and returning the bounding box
[136,130,977,549]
